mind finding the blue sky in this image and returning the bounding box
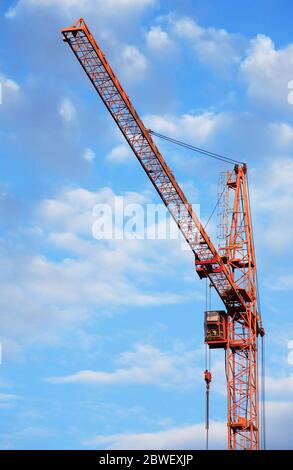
[0,0,293,450]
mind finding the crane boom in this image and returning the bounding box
[61,18,264,450]
[62,18,247,312]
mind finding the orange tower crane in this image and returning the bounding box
[61,18,265,450]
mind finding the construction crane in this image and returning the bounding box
[61,18,265,450]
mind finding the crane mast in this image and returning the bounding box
[61,18,264,450]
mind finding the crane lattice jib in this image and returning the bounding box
[61,18,249,315]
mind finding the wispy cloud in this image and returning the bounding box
[84,421,226,449]
[0,186,195,352]
[59,98,77,124]
[0,392,21,409]
[168,15,247,72]
[84,400,293,449]
[82,147,96,163]
[144,111,230,144]
[146,26,174,52]
[46,343,200,388]
[5,0,157,20]
[106,144,132,163]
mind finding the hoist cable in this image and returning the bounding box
[261,335,266,450]
[204,282,213,451]
[149,130,245,165]
[205,278,208,371]
[206,386,210,451]
[205,279,209,450]
[208,284,212,372]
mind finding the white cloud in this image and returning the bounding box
[46,343,199,387]
[0,425,53,447]
[240,34,293,108]
[167,14,293,101]
[270,273,293,292]
[0,186,195,351]
[6,0,83,17]
[265,401,293,449]
[0,392,20,408]
[1,77,20,93]
[173,17,202,39]
[252,158,293,202]
[6,0,157,19]
[84,400,293,449]
[120,46,148,80]
[266,374,293,398]
[172,16,245,71]
[0,74,20,105]
[106,144,132,163]
[59,98,76,123]
[269,122,293,147]
[85,420,226,449]
[82,147,96,162]
[146,26,173,52]
[144,111,229,144]
[251,157,293,251]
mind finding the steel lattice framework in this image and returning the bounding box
[224,167,259,449]
[61,18,264,450]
